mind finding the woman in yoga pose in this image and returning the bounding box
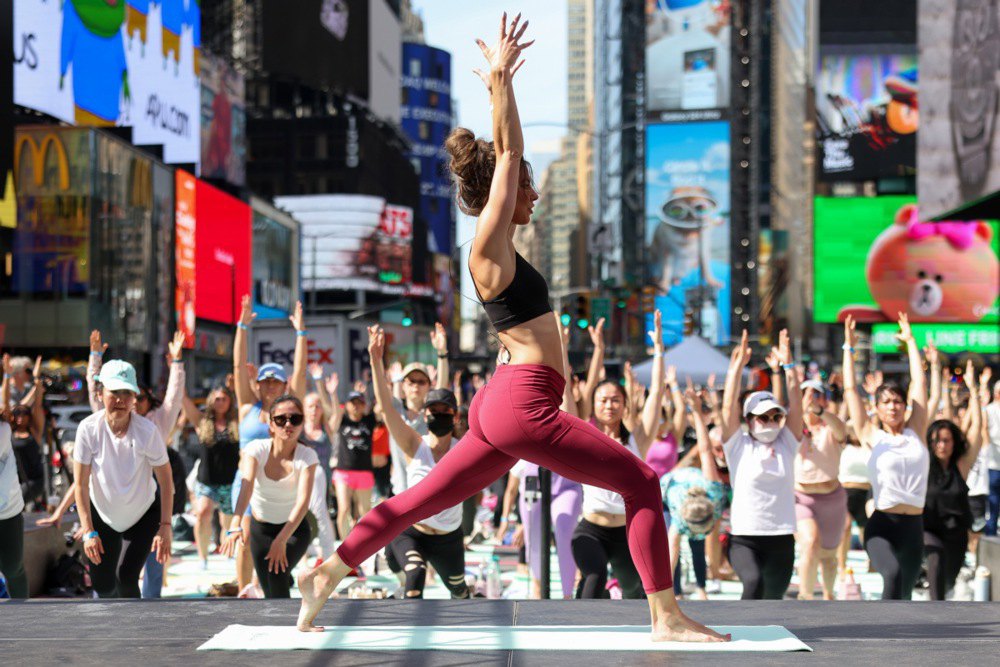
[297,13,726,642]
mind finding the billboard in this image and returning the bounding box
[174,170,196,347]
[11,127,91,296]
[194,180,251,325]
[401,42,454,255]
[369,0,401,124]
[815,50,918,181]
[14,0,202,165]
[260,0,369,100]
[872,323,999,355]
[645,121,731,346]
[918,0,1000,218]
[645,0,731,116]
[813,196,999,324]
[200,52,246,186]
[252,198,299,320]
[276,194,413,295]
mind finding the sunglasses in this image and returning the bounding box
[272,413,304,427]
[754,413,785,425]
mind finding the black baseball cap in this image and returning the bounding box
[423,388,458,411]
[347,391,367,403]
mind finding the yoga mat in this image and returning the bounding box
[198,624,811,652]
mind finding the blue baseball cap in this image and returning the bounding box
[257,363,288,383]
[97,360,140,394]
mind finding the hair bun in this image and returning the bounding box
[445,127,495,215]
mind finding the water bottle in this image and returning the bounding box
[974,566,991,602]
[486,555,502,599]
[838,568,862,600]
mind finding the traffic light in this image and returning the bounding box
[401,307,413,327]
[560,312,572,327]
[574,293,590,329]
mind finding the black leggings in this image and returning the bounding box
[571,518,645,599]
[924,529,968,601]
[89,497,161,598]
[249,517,311,598]
[0,513,28,598]
[673,537,707,595]
[846,487,871,530]
[729,534,795,600]
[864,510,923,600]
[388,526,469,599]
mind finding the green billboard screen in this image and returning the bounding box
[813,196,999,325]
[871,323,999,355]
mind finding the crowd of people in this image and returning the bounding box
[1,12,998,646]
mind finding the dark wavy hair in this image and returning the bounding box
[926,419,967,473]
[444,127,532,216]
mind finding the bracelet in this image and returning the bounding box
[171,359,183,365]
[159,521,172,526]
[89,351,103,357]
[782,363,796,371]
[653,351,664,358]
[226,528,243,535]
[237,323,248,330]
[296,330,308,337]
[842,344,854,352]
[84,530,99,541]
[311,374,323,381]
[437,353,448,359]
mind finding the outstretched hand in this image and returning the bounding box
[729,330,751,369]
[473,11,534,88]
[367,325,385,363]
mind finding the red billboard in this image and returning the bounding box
[194,179,251,325]
[174,170,198,347]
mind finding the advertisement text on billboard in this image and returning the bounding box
[174,170,196,347]
[645,120,731,346]
[813,196,999,324]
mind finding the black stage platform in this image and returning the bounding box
[2,599,998,666]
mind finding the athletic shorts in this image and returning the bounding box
[195,482,234,515]
[969,495,987,533]
[333,469,375,491]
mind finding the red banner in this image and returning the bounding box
[175,171,197,348]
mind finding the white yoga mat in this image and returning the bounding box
[198,624,811,652]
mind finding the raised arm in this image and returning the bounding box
[579,318,607,421]
[721,330,751,442]
[160,331,187,432]
[635,311,666,456]
[686,389,721,484]
[29,357,46,439]
[926,342,942,420]
[1,354,10,416]
[322,372,345,435]
[772,330,802,437]
[431,323,450,390]
[87,330,107,412]
[234,295,257,410]
[369,326,422,459]
[842,315,872,445]
[289,301,308,400]
[765,349,784,406]
[557,319,579,417]
[958,361,983,479]
[898,313,927,436]
[180,393,203,430]
[665,365,688,442]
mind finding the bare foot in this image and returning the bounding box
[693,588,709,601]
[652,612,730,643]
[296,568,334,633]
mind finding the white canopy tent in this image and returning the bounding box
[632,336,749,387]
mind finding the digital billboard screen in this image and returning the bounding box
[260,0,369,100]
[200,52,246,187]
[645,121,731,346]
[174,170,196,346]
[646,0,731,116]
[815,50,917,181]
[194,179,251,325]
[275,194,413,295]
[14,0,202,165]
[918,0,1000,218]
[813,196,999,324]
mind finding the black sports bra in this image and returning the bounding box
[472,253,553,332]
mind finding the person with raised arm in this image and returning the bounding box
[842,313,930,600]
[8,356,47,510]
[661,389,727,600]
[0,354,28,598]
[577,317,606,421]
[221,394,318,598]
[295,13,726,642]
[923,360,983,599]
[231,295,308,590]
[721,329,804,600]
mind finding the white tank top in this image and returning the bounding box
[582,434,641,516]
[868,428,929,510]
[405,437,463,532]
[838,443,871,485]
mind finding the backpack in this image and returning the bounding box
[46,550,90,597]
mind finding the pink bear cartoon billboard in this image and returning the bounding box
[814,196,999,325]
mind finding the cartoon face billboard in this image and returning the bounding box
[14,0,202,165]
[645,121,731,347]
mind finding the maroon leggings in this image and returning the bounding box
[337,364,672,593]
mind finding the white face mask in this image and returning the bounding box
[751,424,782,444]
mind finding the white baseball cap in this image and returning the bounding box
[800,379,826,394]
[96,360,140,394]
[743,391,787,418]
